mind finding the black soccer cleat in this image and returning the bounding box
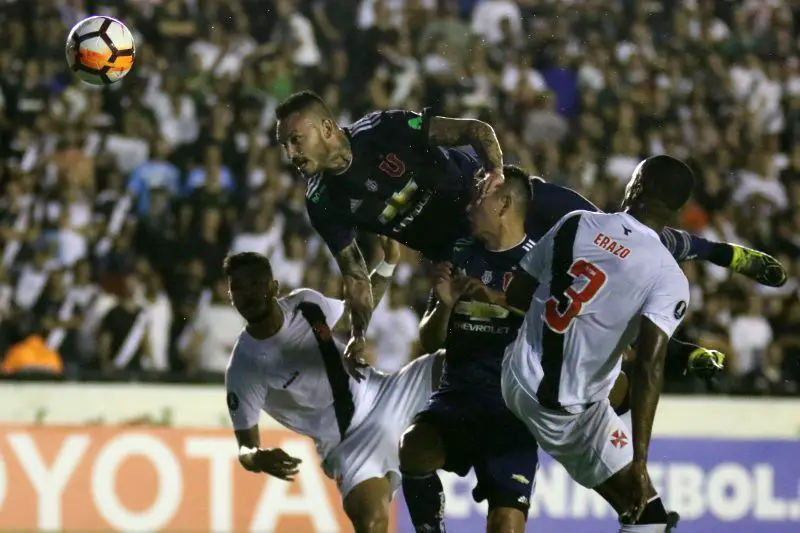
[666,510,681,531]
[728,245,788,287]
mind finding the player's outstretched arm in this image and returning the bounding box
[629,317,669,464]
[235,426,302,481]
[418,263,464,352]
[333,237,400,335]
[659,227,787,287]
[335,241,376,376]
[427,116,503,174]
[335,241,374,336]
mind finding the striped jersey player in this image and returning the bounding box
[502,155,695,533]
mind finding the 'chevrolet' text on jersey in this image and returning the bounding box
[506,211,690,413]
[225,289,373,459]
[429,236,534,408]
[305,108,481,260]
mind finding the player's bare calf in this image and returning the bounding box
[343,477,393,533]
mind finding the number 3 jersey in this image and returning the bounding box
[305,108,482,261]
[505,210,690,413]
[429,236,534,410]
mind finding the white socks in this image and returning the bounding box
[618,524,668,532]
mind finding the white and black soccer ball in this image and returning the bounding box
[65,16,135,86]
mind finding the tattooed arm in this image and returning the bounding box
[334,237,400,334]
[427,116,504,173]
[334,241,374,339]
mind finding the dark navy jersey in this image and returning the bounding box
[429,236,534,407]
[305,108,481,260]
[307,115,716,267]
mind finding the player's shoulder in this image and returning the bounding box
[549,209,594,234]
[347,108,420,138]
[283,287,327,307]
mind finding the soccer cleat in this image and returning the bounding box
[728,245,788,287]
[666,510,681,531]
[686,347,725,380]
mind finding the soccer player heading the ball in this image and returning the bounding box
[274,90,787,377]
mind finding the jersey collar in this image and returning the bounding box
[619,212,661,241]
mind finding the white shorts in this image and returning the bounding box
[322,352,439,498]
[501,360,632,489]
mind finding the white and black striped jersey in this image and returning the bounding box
[505,211,690,413]
[225,288,375,458]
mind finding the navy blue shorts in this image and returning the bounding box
[412,392,539,515]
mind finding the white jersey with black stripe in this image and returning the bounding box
[225,288,375,458]
[504,210,690,413]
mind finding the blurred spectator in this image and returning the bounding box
[183,278,244,377]
[729,296,774,382]
[368,285,421,372]
[96,275,150,374]
[0,0,795,396]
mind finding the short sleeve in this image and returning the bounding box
[641,264,691,338]
[225,345,267,430]
[289,288,346,328]
[518,237,549,279]
[351,108,433,150]
[305,190,357,256]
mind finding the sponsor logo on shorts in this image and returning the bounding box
[517,495,529,505]
[511,474,531,485]
[610,429,628,448]
[408,116,423,130]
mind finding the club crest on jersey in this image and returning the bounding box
[378,153,406,178]
[674,301,687,320]
[482,270,493,284]
[365,179,378,192]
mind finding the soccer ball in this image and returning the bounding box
[66,16,135,86]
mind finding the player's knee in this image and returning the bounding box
[486,506,526,533]
[350,509,390,533]
[399,422,444,472]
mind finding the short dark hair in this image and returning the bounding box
[223,252,273,279]
[500,163,533,209]
[636,155,695,210]
[275,90,331,121]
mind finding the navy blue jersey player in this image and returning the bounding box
[400,234,537,533]
[274,91,787,375]
[397,166,725,533]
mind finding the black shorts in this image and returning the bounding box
[413,392,539,516]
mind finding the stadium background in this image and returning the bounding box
[0,0,798,531]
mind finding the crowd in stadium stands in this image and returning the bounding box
[0,0,798,395]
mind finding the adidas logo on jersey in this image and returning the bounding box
[350,199,363,212]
